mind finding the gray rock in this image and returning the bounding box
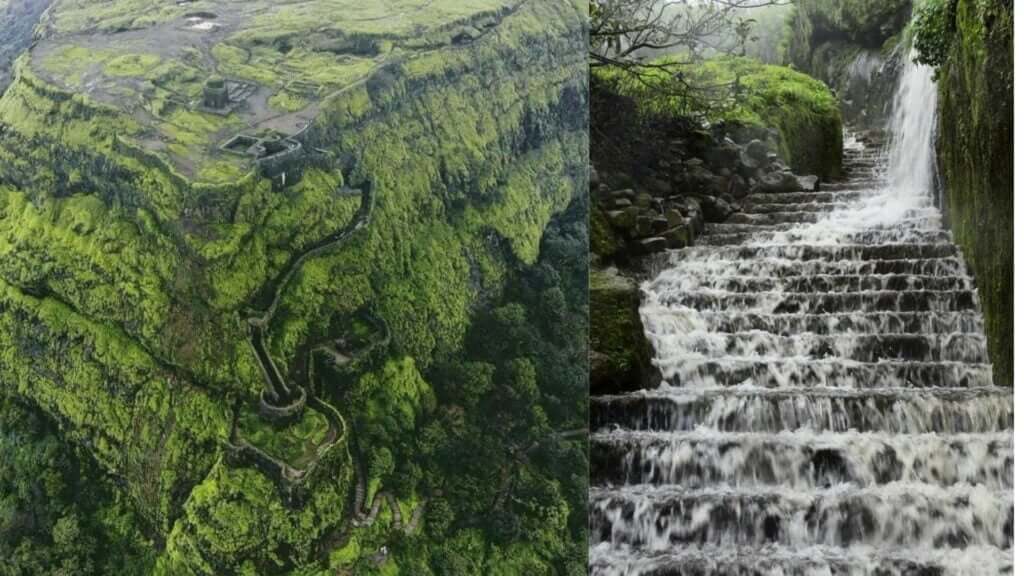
[633,236,668,254]
[797,175,820,192]
[611,188,636,199]
[679,196,703,219]
[661,223,693,249]
[607,208,637,230]
[635,214,653,237]
[707,138,742,167]
[652,216,670,234]
[739,150,761,175]
[700,195,733,223]
[612,197,632,209]
[687,166,717,194]
[745,139,770,163]
[589,165,601,190]
[728,174,750,199]
[760,171,803,194]
[647,178,673,197]
[684,158,704,168]
[711,175,732,196]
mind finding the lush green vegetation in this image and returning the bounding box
[912,0,957,67]
[0,0,588,572]
[333,199,588,575]
[237,406,331,468]
[0,395,155,575]
[934,0,1012,385]
[596,55,843,177]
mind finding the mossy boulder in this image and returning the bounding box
[935,0,1012,385]
[695,57,844,179]
[589,267,657,395]
[596,56,844,180]
[589,192,625,262]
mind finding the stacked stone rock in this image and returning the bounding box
[593,135,821,256]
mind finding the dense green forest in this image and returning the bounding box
[0,0,588,573]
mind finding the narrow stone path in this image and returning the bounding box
[589,133,1013,576]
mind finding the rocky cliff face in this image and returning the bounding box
[935,0,1013,385]
[786,0,912,128]
[0,0,586,572]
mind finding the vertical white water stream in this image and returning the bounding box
[886,49,940,199]
[590,43,1012,576]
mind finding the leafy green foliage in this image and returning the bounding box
[912,0,957,67]
[597,55,843,177]
[0,0,587,573]
[0,396,155,576]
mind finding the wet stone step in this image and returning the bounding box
[656,332,988,363]
[726,211,822,224]
[590,430,1013,488]
[699,229,953,246]
[819,180,885,191]
[845,169,882,179]
[654,359,993,389]
[662,290,978,314]
[725,208,937,225]
[587,547,1012,576]
[655,274,970,294]
[657,256,965,277]
[679,243,958,262]
[589,485,1013,551]
[589,388,1013,435]
[741,201,928,215]
[685,311,984,336]
[703,216,943,236]
[743,191,876,205]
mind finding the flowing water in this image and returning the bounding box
[589,52,1013,575]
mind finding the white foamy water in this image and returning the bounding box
[590,47,1012,576]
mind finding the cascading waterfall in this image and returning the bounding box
[886,49,940,198]
[589,45,1012,576]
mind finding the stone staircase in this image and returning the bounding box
[589,134,1013,575]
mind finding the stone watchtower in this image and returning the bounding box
[203,76,229,109]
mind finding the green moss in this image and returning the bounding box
[105,53,162,77]
[158,452,352,575]
[589,268,653,394]
[599,55,843,178]
[237,407,331,468]
[589,194,621,261]
[936,0,1012,385]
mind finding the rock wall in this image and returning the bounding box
[935,0,1013,385]
[785,0,912,129]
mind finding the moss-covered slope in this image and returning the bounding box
[934,0,1012,385]
[0,0,587,572]
[597,56,843,179]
